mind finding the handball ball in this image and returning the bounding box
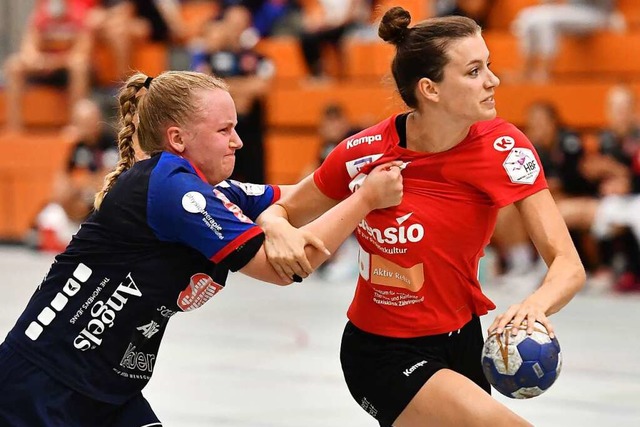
[481,321,562,399]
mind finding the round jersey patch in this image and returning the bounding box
[182,191,206,213]
[502,148,540,185]
[493,136,515,152]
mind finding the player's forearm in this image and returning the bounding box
[524,254,585,316]
[245,191,371,285]
[298,190,370,266]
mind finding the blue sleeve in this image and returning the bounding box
[214,179,280,221]
[147,154,264,264]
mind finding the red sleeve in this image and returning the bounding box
[313,117,397,200]
[473,121,548,207]
[313,139,361,201]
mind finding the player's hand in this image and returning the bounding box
[262,216,330,282]
[488,301,555,339]
[360,161,404,210]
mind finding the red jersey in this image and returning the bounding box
[314,115,548,338]
[32,0,93,53]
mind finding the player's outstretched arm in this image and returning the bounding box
[256,174,340,282]
[243,162,404,284]
[489,189,586,338]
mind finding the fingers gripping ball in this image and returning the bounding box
[481,322,562,399]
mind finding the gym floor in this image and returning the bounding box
[0,247,638,426]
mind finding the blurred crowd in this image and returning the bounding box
[1,0,638,292]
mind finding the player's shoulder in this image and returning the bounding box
[338,115,398,155]
[470,117,531,153]
[215,179,269,197]
[472,117,525,140]
[150,152,201,181]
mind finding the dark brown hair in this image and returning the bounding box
[94,71,228,209]
[378,7,481,108]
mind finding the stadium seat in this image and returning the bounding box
[180,0,219,40]
[0,87,70,129]
[0,132,72,240]
[265,132,321,184]
[93,41,168,86]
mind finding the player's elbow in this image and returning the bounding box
[570,259,587,294]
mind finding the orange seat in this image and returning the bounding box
[554,33,640,76]
[0,132,72,240]
[484,30,640,78]
[486,0,538,31]
[267,80,640,130]
[619,0,640,29]
[180,1,219,39]
[93,41,168,86]
[494,82,625,129]
[343,40,394,80]
[255,37,307,80]
[266,81,405,129]
[0,90,5,126]
[264,131,321,184]
[373,0,430,22]
[23,87,70,128]
[0,87,70,129]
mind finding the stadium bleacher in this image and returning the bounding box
[0,0,639,240]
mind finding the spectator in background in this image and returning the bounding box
[490,102,586,286]
[299,104,361,178]
[3,0,95,132]
[512,0,624,83]
[32,98,117,252]
[193,5,274,183]
[558,85,640,292]
[433,0,495,28]
[298,0,371,81]
[93,0,187,80]
[299,104,363,281]
[525,102,591,199]
[214,0,300,37]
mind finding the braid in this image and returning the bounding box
[94,75,146,210]
[94,70,229,210]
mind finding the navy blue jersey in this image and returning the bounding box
[4,152,279,404]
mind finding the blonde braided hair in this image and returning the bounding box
[94,71,228,210]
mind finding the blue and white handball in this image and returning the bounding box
[481,321,562,399]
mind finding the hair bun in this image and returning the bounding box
[378,6,411,46]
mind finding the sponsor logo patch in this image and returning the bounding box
[73,273,142,351]
[178,273,223,311]
[503,148,540,185]
[25,263,92,341]
[182,191,207,213]
[346,134,382,149]
[229,180,266,196]
[137,320,161,339]
[118,342,156,375]
[403,360,428,377]
[493,136,515,152]
[183,191,225,239]
[358,215,425,245]
[213,189,253,224]
[345,154,383,178]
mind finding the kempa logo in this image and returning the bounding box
[73,273,142,351]
[346,134,382,149]
[25,263,92,341]
[359,214,425,245]
[403,360,427,377]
